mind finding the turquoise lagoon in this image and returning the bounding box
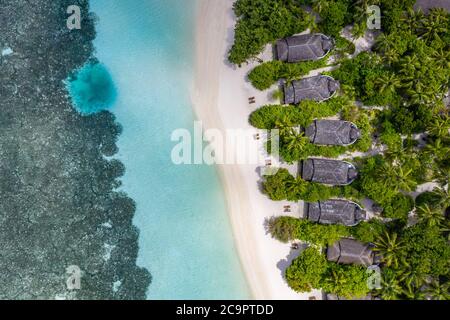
[89,0,250,299]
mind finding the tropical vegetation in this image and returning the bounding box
[230,0,450,300]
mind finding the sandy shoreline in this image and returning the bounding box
[191,0,321,300]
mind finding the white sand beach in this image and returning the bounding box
[192,0,322,300]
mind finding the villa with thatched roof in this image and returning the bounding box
[301,158,358,186]
[305,120,361,146]
[414,0,450,13]
[327,238,374,266]
[276,33,334,63]
[305,199,366,226]
[284,75,339,104]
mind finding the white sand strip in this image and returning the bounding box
[192,0,321,300]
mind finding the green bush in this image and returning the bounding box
[267,216,349,246]
[351,219,387,243]
[248,59,328,90]
[285,247,328,292]
[249,96,350,129]
[382,193,414,220]
[321,263,370,299]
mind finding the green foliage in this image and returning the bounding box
[315,0,352,37]
[229,0,312,65]
[415,191,442,209]
[262,169,344,202]
[357,156,416,218]
[233,0,450,300]
[249,96,349,129]
[382,193,414,220]
[334,35,356,56]
[248,59,328,90]
[401,224,450,277]
[262,168,292,201]
[383,104,434,134]
[351,219,387,243]
[321,263,370,299]
[332,52,402,106]
[285,247,328,292]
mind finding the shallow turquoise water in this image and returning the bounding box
[90,0,250,299]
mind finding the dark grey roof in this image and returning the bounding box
[284,76,339,104]
[327,238,374,266]
[305,120,361,146]
[301,158,357,186]
[414,0,450,13]
[306,200,366,226]
[276,33,333,63]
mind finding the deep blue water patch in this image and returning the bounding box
[67,62,117,115]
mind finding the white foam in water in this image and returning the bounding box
[2,47,13,56]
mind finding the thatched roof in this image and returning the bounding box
[284,75,340,104]
[327,238,374,266]
[301,158,357,186]
[276,33,333,63]
[305,120,361,146]
[306,200,366,226]
[414,0,450,13]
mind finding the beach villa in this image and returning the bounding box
[300,158,358,186]
[276,33,334,63]
[284,75,340,104]
[305,119,361,146]
[304,199,367,226]
[327,238,374,266]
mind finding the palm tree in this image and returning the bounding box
[425,279,450,300]
[380,164,417,192]
[407,88,434,105]
[375,34,392,53]
[375,72,401,94]
[373,232,405,268]
[432,48,450,70]
[399,260,427,291]
[403,285,426,300]
[427,115,450,139]
[416,204,445,227]
[385,146,407,163]
[402,8,425,31]
[420,9,448,42]
[378,270,404,300]
[400,55,421,75]
[286,177,306,197]
[432,187,450,211]
[274,116,293,137]
[424,138,450,162]
[284,130,308,154]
